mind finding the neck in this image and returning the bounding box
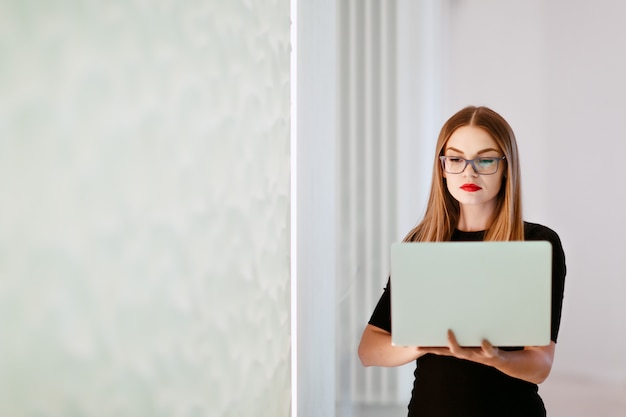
[456,203,496,232]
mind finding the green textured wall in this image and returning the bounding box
[0,1,290,416]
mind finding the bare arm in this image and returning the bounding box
[358,324,424,367]
[420,330,556,384]
[360,326,555,384]
[493,344,555,384]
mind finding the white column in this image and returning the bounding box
[293,0,337,416]
[395,0,445,404]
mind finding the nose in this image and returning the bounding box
[462,160,479,177]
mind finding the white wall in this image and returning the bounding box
[0,1,291,416]
[443,0,626,384]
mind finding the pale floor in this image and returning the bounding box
[348,374,626,417]
[540,374,626,417]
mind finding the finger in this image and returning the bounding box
[481,338,499,359]
[447,329,462,355]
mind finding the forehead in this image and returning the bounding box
[445,126,500,153]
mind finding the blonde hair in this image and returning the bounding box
[404,106,524,242]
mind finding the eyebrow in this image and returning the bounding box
[445,147,501,155]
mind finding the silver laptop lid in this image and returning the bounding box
[390,241,552,347]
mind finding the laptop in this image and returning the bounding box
[390,241,552,347]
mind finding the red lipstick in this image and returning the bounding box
[460,183,482,192]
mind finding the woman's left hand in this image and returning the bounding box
[417,329,501,366]
[416,329,556,384]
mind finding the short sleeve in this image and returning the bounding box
[367,277,392,333]
[524,222,567,343]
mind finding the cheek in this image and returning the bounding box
[497,172,506,187]
[444,177,459,198]
[490,175,506,195]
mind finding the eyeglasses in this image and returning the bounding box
[439,155,506,175]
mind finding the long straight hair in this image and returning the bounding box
[403,106,524,242]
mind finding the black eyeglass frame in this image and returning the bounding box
[439,155,506,175]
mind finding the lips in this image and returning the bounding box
[460,183,482,192]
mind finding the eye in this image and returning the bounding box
[477,157,497,167]
[447,157,464,163]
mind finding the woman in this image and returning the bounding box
[358,106,566,417]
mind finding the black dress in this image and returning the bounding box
[367,222,567,417]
